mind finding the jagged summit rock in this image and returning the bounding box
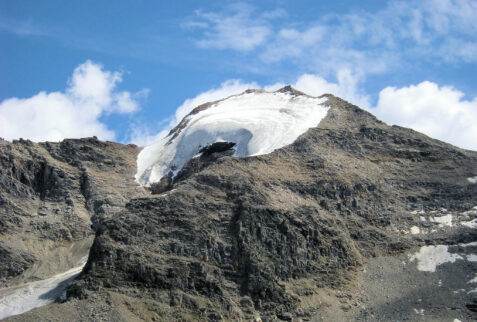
[1,92,476,321]
[275,85,309,96]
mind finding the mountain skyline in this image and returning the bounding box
[1,87,476,320]
[1,0,476,150]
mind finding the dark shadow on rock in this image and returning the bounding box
[38,273,81,301]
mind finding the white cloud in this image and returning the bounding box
[183,3,283,52]
[261,0,477,76]
[261,70,371,108]
[373,81,477,150]
[260,26,326,64]
[185,0,477,77]
[293,71,371,108]
[127,121,171,147]
[425,0,477,34]
[0,60,145,142]
[0,15,50,37]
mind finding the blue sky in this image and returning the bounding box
[1,0,477,149]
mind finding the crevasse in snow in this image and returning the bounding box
[136,89,329,186]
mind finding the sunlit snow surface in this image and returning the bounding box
[0,259,86,319]
[409,242,477,272]
[409,245,463,272]
[136,91,328,185]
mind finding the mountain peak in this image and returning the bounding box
[136,89,330,185]
[275,85,307,96]
[2,84,477,321]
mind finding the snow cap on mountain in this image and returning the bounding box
[136,86,329,186]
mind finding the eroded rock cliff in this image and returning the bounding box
[0,137,146,288]
[2,93,477,321]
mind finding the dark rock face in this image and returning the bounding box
[149,171,174,195]
[155,141,236,191]
[198,141,236,156]
[0,246,35,280]
[3,93,477,321]
[0,137,146,286]
[276,85,307,96]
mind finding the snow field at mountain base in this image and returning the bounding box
[0,257,87,319]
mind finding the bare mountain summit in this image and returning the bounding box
[1,88,477,321]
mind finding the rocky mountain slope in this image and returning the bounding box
[0,137,147,317]
[1,87,477,321]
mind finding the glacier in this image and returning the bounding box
[136,88,329,186]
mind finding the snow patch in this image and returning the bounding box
[461,219,477,228]
[459,241,477,247]
[410,226,420,234]
[412,206,477,234]
[0,260,86,319]
[466,254,477,262]
[429,214,453,227]
[468,274,477,284]
[409,245,463,272]
[467,176,477,184]
[409,241,477,272]
[136,91,329,185]
[413,308,425,315]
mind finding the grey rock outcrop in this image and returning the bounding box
[2,91,477,321]
[0,137,146,287]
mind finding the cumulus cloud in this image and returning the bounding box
[293,71,371,108]
[373,81,477,150]
[0,60,145,142]
[182,3,284,51]
[127,119,173,148]
[262,71,370,108]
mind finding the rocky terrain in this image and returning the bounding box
[1,88,477,321]
[0,137,146,288]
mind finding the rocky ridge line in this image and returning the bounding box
[2,90,477,321]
